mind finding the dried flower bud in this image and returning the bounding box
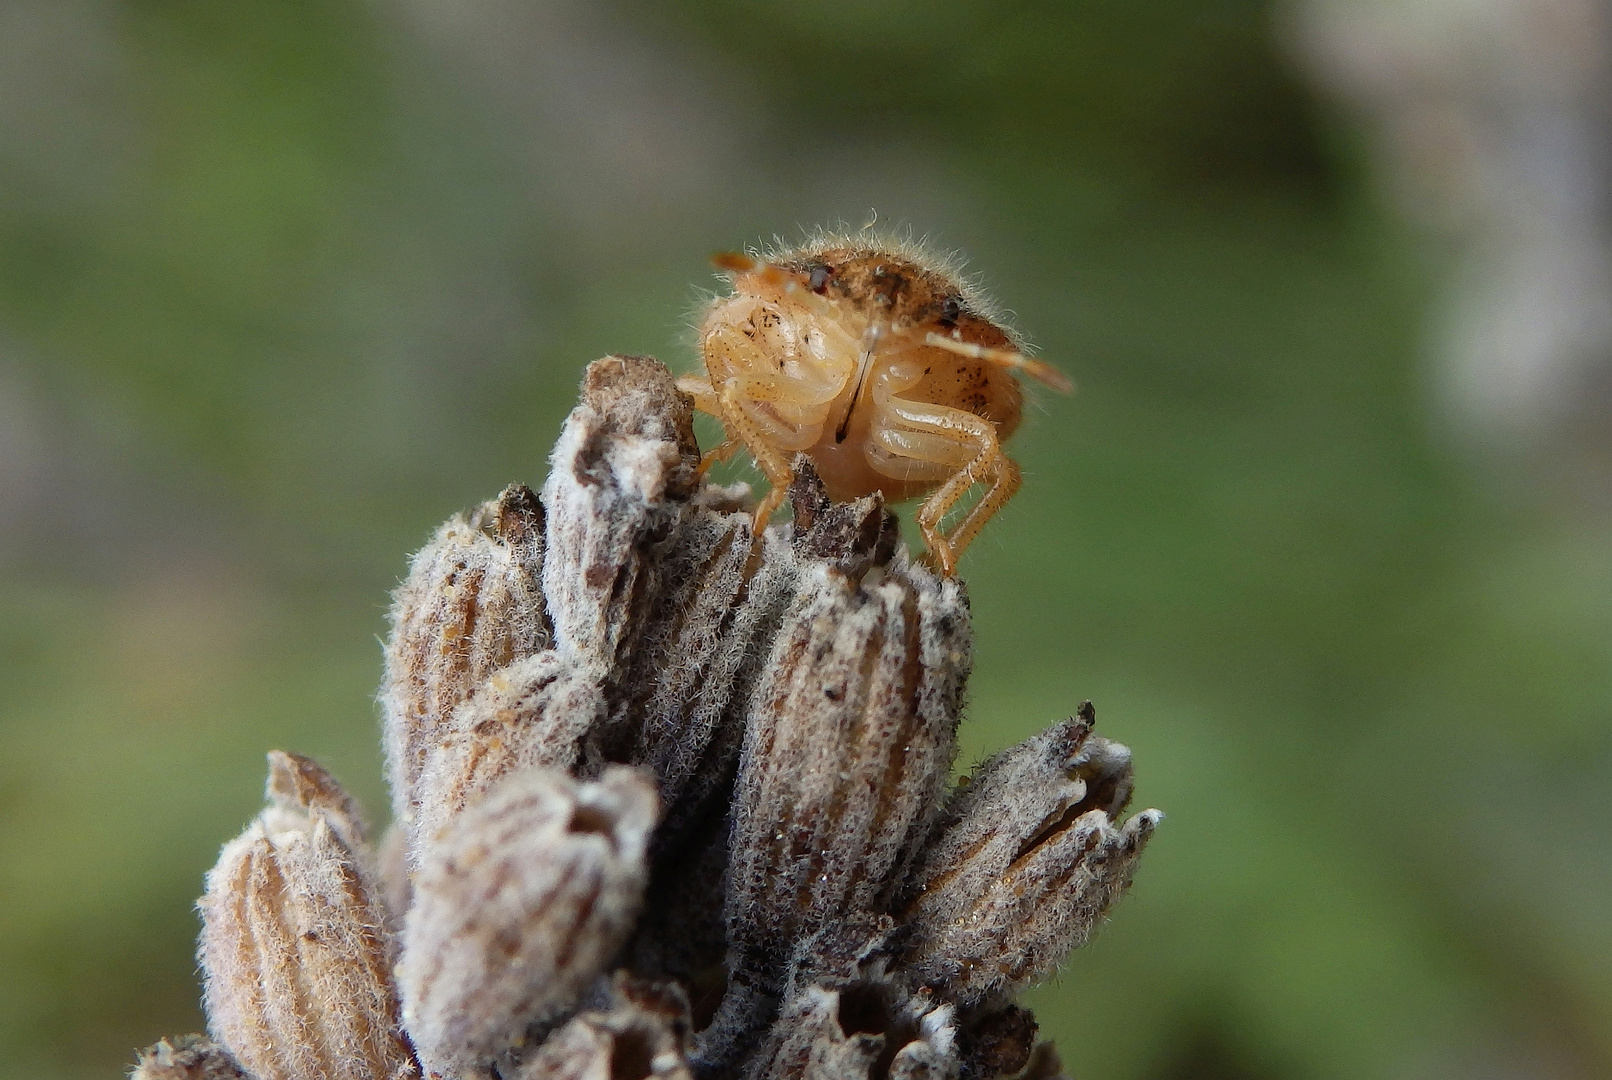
[410,651,606,866]
[141,354,1167,1080]
[725,560,971,989]
[508,974,693,1080]
[198,753,417,1080]
[398,766,659,1079]
[542,356,701,673]
[130,1035,248,1080]
[899,714,1160,1010]
[383,483,550,835]
[746,976,958,1080]
[599,513,798,854]
[902,711,1132,917]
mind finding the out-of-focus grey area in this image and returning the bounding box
[1292,0,1612,490]
[1,2,1608,1079]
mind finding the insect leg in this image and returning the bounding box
[714,374,818,533]
[675,374,720,414]
[936,447,1021,570]
[673,375,744,474]
[875,399,1020,575]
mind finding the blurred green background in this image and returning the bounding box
[2,2,1610,1078]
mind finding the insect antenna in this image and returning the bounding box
[922,331,1074,393]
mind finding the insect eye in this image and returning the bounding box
[808,264,835,294]
[939,295,964,326]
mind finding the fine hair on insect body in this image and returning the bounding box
[678,229,1071,577]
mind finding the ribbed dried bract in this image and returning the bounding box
[542,355,701,674]
[383,484,550,839]
[510,975,694,1080]
[746,978,958,1080]
[398,766,659,1079]
[902,713,1131,919]
[198,753,417,1080]
[130,1035,247,1080]
[410,651,606,863]
[726,559,971,988]
[900,714,1160,1010]
[598,512,797,855]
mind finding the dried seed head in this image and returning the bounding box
[542,355,701,674]
[725,559,971,989]
[130,1035,248,1080]
[786,458,900,582]
[899,716,1160,1009]
[149,353,1163,1080]
[398,766,659,1079]
[901,714,1132,918]
[198,753,417,1080]
[538,356,788,855]
[507,974,693,1080]
[383,484,551,837]
[409,651,606,867]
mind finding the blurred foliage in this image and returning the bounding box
[1,2,1609,1080]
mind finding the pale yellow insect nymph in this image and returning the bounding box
[678,233,1071,576]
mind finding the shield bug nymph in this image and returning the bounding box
[678,232,1071,576]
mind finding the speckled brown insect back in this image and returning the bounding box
[135,356,1157,1080]
[679,232,1072,577]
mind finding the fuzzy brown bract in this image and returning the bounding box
[141,354,1158,1080]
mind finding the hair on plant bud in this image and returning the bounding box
[725,557,971,992]
[901,714,1131,917]
[130,1035,248,1080]
[198,753,418,1080]
[397,765,659,1079]
[376,820,412,927]
[409,650,606,869]
[899,715,1160,1010]
[383,484,551,843]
